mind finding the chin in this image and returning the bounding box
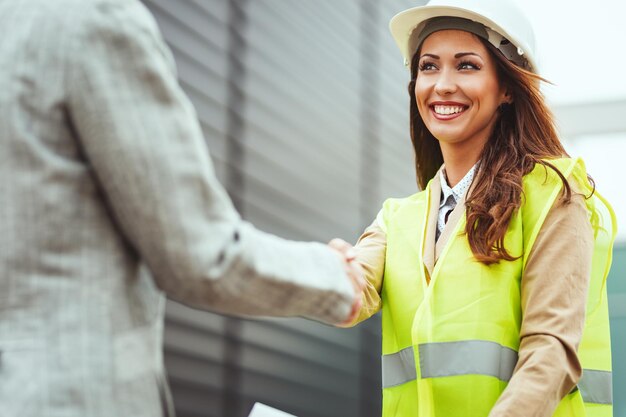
[429,130,464,144]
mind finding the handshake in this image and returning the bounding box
[328,238,367,327]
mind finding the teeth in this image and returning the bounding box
[433,105,465,115]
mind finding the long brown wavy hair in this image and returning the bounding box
[408,36,575,265]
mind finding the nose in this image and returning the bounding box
[434,69,457,96]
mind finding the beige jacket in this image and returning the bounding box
[351,167,593,417]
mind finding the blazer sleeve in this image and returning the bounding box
[64,0,354,325]
[488,180,593,417]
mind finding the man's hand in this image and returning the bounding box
[328,238,366,326]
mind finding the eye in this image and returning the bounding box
[418,61,437,72]
[458,60,481,70]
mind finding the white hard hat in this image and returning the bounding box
[389,0,538,73]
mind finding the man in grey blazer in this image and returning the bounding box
[0,0,364,415]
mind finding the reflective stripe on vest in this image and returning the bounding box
[578,369,613,405]
[382,341,612,405]
[419,340,517,382]
[381,346,416,388]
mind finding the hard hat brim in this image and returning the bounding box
[389,5,538,73]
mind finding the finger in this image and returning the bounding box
[348,264,366,290]
[340,297,362,326]
[355,276,366,292]
[349,273,366,292]
[328,238,352,254]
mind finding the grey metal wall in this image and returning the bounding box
[140,1,422,416]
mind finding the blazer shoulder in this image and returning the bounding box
[59,0,159,35]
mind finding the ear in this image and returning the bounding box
[502,89,513,105]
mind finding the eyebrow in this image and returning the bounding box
[455,52,481,59]
[419,52,482,60]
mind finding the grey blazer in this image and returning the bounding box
[0,0,354,416]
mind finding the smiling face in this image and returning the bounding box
[415,30,510,155]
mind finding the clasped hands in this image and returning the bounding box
[328,238,366,326]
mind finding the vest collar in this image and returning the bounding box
[423,165,478,278]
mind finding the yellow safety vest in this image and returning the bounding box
[379,158,616,417]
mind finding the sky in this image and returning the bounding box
[565,135,624,241]
[517,0,626,241]
[518,0,626,105]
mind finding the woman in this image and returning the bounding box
[338,0,617,416]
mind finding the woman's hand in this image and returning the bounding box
[328,238,366,326]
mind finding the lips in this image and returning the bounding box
[429,102,468,120]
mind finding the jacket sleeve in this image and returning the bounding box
[64,0,354,325]
[488,180,593,417]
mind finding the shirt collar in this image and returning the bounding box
[439,163,478,208]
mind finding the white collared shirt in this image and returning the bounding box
[437,164,477,240]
